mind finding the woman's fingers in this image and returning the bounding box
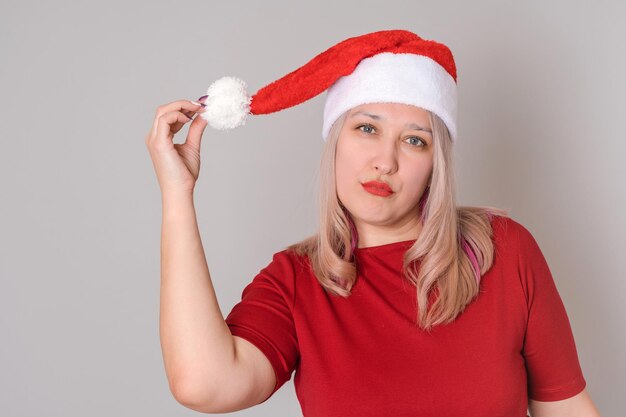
[149,100,203,139]
[181,102,200,122]
[145,97,210,194]
[154,111,193,148]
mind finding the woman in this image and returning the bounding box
[146,30,600,416]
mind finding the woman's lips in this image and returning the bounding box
[361,181,394,197]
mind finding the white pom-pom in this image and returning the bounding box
[200,76,251,130]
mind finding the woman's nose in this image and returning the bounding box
[373,142,398,174]
[374,162,392,173]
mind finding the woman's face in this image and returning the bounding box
[335,102,434,240]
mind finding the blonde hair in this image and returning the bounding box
[287,108,509,332]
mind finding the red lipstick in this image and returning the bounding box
[361,181,394,197]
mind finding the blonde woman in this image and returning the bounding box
[146,30,600,416]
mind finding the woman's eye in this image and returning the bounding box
[356,124,426,147]
[405,136,426,147]
[357,124,375,134]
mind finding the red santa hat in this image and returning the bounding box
[199,29,458,142]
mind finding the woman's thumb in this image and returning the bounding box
[185,114,208,150]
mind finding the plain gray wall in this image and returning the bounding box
[1,0,623,415]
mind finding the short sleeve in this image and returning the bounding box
[516,223,587,401]
[224,250,300,400]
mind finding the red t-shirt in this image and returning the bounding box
[225,215,586,416]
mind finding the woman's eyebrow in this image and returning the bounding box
[350,111,432,133]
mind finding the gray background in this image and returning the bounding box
[1,0,623,415]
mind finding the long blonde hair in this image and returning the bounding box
[287,108,509,332]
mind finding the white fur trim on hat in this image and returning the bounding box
[322,53,458,142]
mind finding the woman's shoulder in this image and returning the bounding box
[259,244,312,280]
[490,214,545,259]
[491,213,531,239]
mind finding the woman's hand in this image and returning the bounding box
[145,98,208,194]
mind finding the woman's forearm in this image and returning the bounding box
[159,190,236,404]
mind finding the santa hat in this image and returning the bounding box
[199,29,458,142]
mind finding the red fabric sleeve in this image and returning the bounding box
[224,251,300,401]
[516,223,587,401]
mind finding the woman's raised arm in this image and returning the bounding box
[145,99,275,412]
